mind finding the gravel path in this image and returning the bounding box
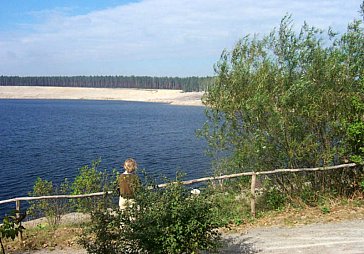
[20,219,364,254]
[220,219,364,254]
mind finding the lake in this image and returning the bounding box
[0,99,211,213]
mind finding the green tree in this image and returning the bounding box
[346,2,364,164]
[200,12,364,174]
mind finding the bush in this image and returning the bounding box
[27,160,119,231]
[71,160,118,212]
[202,179,252,227]
[263,186,286,211]
[79,175,221,254]
[28,177,70,229]
[0,211,25,254]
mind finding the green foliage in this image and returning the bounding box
[71,160,117,212]
[28,177,70,229]
[199,177,252,227]
[79,211,125,254]
[201,12,364,174]
[299,185,319,206]
[263,186,287,211]
[320,206,331,214]
[257,167,364,208]
[347,121,364,164]
[358,179,364,198]
[80,175,221,254]
[0,211,25,254]
[206,189,251,227]
[27,160,118,230]
[72,160,104,194]
[342,6,364,163]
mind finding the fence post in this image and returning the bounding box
[15,200,23,242]
[250,173,256,217]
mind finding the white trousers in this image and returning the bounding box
[119,196,135,210]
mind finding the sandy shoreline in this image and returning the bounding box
[0,86,204,106]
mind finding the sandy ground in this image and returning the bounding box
[0,86,204,106]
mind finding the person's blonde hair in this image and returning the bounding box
[124,158,137,173]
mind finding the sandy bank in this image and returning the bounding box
[0,86,204,106]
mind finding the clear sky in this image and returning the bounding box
[0,0,362,77]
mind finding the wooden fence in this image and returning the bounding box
[171,162,358,217]
[0,163,359,215]
[0,162,360,240]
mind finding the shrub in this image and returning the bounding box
[0,211,25,254]
[203,179,252,227]
[71,160,118,212]
[27,160,119,230]
[79,175,221,254]
[263,186,286,211]
[28,177,70,229]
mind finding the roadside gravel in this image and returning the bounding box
[220,219,364,253]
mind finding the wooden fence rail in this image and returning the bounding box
[173,162,358,186]
[0,162,360,221]
[174,162,358,217]
[0,191,113,205]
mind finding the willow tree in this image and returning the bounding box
[201,12,364,174]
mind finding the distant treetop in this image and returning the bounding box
[0,75,214,92]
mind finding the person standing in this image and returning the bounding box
[118,158,140,210]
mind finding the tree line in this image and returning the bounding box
[0,75,214,92]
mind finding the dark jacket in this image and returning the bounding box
[118,173,140,198]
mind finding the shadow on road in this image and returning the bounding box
[219,235,259,254]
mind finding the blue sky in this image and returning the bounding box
[0,0,362,77]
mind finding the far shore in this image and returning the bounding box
[0,86,204,106]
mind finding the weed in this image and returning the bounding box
[320,206,331,214]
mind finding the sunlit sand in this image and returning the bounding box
[0,86,204,106]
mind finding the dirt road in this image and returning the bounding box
[221,219,364,253]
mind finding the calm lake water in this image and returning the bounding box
[0,99,211,213]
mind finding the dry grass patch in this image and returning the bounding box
[4,212,90,252]
[3,222,87,253]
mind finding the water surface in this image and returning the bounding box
[0,99,211,211]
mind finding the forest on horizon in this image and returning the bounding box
[0,75,213,92]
